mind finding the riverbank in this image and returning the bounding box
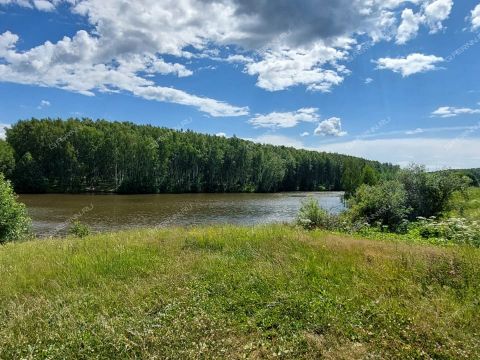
[1,225,479,358]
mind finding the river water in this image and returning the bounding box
[19,192,345,237]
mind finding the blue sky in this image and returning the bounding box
[0,0,479,169]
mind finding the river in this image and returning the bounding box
[19,192,345,237]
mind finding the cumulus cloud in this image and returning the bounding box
[375,53,444,76]
[249,108,320,129]
[314,117,347,137]
[245,44,347,92]
[365,77,374,84]
[394,0,454,45]
[0,0,456,107]
[431,106,480,118]
[300,132,310,137]
[472,4,480,30]
[396,8,424,44]
[423,0,453,33]
[0,29,248,117]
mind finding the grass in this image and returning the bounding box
[448,187,480,221]
[1,225,480,359]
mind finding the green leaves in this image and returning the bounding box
[0,173,31,243]
[5,118,397,194]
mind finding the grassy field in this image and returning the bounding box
[448,187,480,220]
[0,225,479,359]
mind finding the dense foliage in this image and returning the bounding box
[413,217,480,247]
[2,118,398,194]
[0,173,30,243]
[398,164,471,220]
[348,180,411,231]
[0,140,15,177]
[298,166,473,240]
[439,168,480,187]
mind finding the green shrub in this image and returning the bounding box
[0,173,31,243]
[297,197,340,230]
[413,217,480,247]
[348,180,411,232]
[68,221,91,238]
[398,165,470,219]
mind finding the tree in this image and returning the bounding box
[13,152,47,193]
[360,165,379,186]
[0,140,15,177]
[0,173,31,243]
[4,118,399,194]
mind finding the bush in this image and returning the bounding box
[398,165,470,219]
[297,197,340,230]
[68,221,91,238]
[348,180,411,232]
[0,173,31,243]
[413,217,480,247]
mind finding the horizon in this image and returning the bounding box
[1,0,480,170]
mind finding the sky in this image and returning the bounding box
[0,0,479,170]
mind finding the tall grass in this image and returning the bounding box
[0,225,479,358]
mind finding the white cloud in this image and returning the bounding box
[396,8,424,44]
[314,117,347,137]
[393,0,453,45]
[471,4,480,30]
[0,30,248,117]
[423,0,453,33]
[37,99,51,109]
[375,53,444,76]
[300,132,310,137]
[365,77,374,84]
[0,0,455,103]
[226,55,253,64]
[316,137,480,170]
[431,106,480,118]
[0,123,10,139]
[249,108,319,129]
[216,132,227,137]
[32,0,54,11]
[245,43,348,92]
[0,0,55,11]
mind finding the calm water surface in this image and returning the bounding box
[19,192,345,237]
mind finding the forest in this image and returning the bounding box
[0,118,399,194]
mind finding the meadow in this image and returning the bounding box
[448,187,480,220]
[1,225,479,359]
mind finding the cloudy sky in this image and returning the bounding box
[0,0,479,169]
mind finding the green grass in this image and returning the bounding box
[1,225,480,359]
[448,187,480,221]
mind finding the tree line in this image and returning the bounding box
[0,118,399,194]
